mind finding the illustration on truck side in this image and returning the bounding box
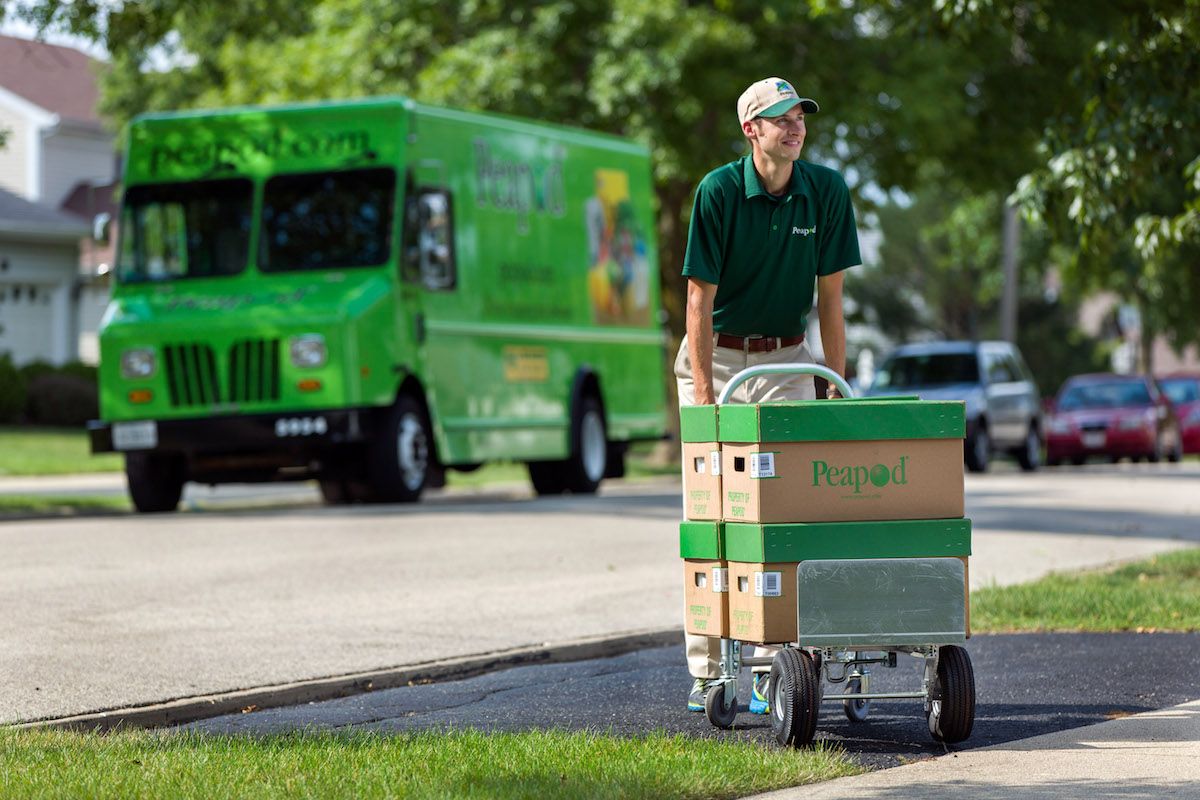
[89,98,668,512]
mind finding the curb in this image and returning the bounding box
[16,628,682,733]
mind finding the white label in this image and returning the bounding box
[112,420,157,451]
[749,452,776,479]
[709,450,721,476]
[755,571,782,597]
[711,567,729,593]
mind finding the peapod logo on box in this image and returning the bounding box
[811,456,909,494]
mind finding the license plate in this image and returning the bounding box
[112,421,158,450]
[1082,431,1105,449]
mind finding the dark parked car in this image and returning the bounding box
[1158,372,1200,455]
[1045,373,1183,465]
[863,341,1042,472]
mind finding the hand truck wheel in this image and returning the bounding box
[770,649,820,747]
[926,644,976,743]
[704,682,738,729]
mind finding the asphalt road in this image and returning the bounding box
[183,632,1200,772]
[2,461,1198,725]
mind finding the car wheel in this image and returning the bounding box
[365,394,435,503]
[965,425,990,473]
[1016,426,1041,472]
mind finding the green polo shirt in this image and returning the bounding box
[682,156,861,337]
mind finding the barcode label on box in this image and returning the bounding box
[712,567,729,593]
[749,452,775,479]
[710,450,721,476]
[755,571,782,597]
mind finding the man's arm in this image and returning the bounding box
[816,271,846,398]
[686,278,718,405]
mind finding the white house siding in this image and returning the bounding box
[0,104,32,199]
[41,128,115,208]
[76,278,110,365]
[0,237,78,365]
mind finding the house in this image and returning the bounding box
[0,32,117,366]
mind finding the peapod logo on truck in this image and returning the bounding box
[811,456,910,495]
[473,139,566,231]
[147,128,373,176]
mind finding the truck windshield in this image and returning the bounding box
[873,353,980,388]
[117,179,252,282]
[260,167,395,272]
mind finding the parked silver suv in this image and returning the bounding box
[863,340,1042,472]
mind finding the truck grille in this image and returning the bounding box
[163,343,220,407]
[161,339,281,407]
[228,338,281,403]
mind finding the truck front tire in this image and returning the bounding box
[125,451,186,513]
[366,394,436,503]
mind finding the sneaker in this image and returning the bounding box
[749,672,770,715]
[687,678,713,712]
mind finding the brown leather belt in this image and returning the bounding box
[715,333,805,353]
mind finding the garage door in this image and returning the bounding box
[0,282,56,363]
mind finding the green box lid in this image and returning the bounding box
[718,398,965,443]
[679,405,718,442]
[725,518,971,562]
[679,521,723,559]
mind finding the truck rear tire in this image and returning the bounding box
[366,394,435,503]
[527,393,607,496]
[125,452,186,513]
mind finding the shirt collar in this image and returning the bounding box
[742,156,810,201]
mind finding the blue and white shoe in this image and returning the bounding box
[748,672,770,715]
[687,678,712,712]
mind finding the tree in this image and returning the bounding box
[1013,0,1200,366]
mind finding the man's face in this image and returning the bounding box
[745,107,806,161]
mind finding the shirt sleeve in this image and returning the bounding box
[817,172,862,276]
[681,179,723,284]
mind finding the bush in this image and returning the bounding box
[17,359,58,385]
[0,353,27,423]
[25,372,99,426]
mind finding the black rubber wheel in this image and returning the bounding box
[843,676,870,723]
[1016,427,1041,472]
[704,682,738,729]
[365,394,435,503]
[527,392,607,495]
[926,645,976,744]
[964,425,990,473]
[125,451,186,513]
[770,649,820,747]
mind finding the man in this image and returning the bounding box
[677,77,861,713]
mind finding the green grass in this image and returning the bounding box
[0,427,123,476]
[0,494,131,516]
[971,547,1200,632]
[0,728,863,800]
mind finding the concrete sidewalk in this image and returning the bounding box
[749,699,1200,800]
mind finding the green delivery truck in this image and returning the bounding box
[88,98,668,512]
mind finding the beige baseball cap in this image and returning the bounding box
[737,77,819,126]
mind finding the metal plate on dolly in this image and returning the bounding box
[796,557,966,647]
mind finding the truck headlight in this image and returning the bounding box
[120,348,157,379]
[289,334,327,368]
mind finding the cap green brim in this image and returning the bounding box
[759,97,820,117]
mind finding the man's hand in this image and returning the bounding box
[685,278,718,404]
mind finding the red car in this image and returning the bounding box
[1159,372,1200,454]
[1045,373,1183,465]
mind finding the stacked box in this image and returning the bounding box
[680,397,972,647]
[719,398,966,523]
[724,519,972,643]
[680,405,721,520]
[680,521,728,636]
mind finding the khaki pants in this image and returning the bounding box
[675,334,817,679]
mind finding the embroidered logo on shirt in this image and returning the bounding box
[792,225,817,236]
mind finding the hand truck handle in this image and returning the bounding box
[716,363,855,405]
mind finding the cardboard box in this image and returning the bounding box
[728,561,798,644]
[683,559,729,637]
[718,399,966,523]
[680,405,721,520]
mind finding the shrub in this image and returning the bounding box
[17,359,57,385]
[0,353,27,423]
[25,372,99,426]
